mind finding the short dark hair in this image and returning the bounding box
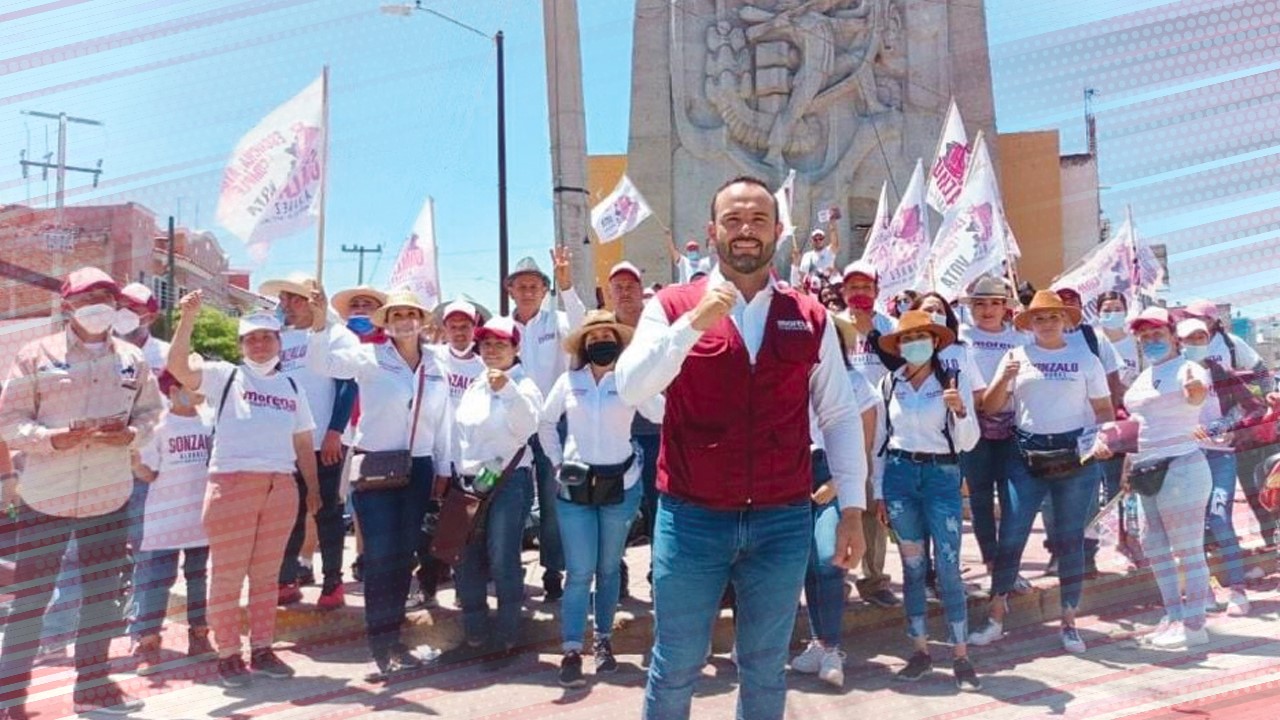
[709,176,779,222]
[1094,291,1127,312]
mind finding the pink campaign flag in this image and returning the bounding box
[926,98,970,215]
[1051,224,1137,323]
[389,197,441,311]
[216,74,325,260]
[862,161,930,307]
[590,175,653,243]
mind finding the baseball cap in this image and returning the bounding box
[810,229,826,239]
[61,267,119,299]
[473,316,521,346]
[440,299,480,324]
[1176,318,1210,339]
[238,312,282,337]
[841,261,878,283]
[1185,299,1220,322]
[119,282,159,313]
[608,261,643,283]
[1128,306,1173,333]
[684,240,699,252]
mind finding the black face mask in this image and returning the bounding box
[585,340,621,367]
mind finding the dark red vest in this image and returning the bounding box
[657,279,826,509]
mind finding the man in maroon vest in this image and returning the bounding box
[617,176,867,720]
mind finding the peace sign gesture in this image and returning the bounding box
[551,245,573,291]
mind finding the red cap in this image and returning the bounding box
[1128,306,1172,333]
[473,316,521,346]
[1185,299,1220,322]
[119,282,159,313]
[60,267,119,299]
[684,241,699,251]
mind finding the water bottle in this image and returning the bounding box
[474,464,501,493]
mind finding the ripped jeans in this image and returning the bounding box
[882,454,967,645]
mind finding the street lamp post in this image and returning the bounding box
[381,1,510,314]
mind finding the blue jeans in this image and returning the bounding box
[556,482,643,651]
[635,433,661,540]
[530,430,564,576]
[883,455,968,644]
[455,467,535,644]
[644,495,811,720]
[350,457,434,657]
[128,546,209,638]
[994,435,1099,610]
[1204,451,1245,588]
[959,437,1015,565]
[802,501,846,647]
[42,537,84,644]
[1141,452,1212,628]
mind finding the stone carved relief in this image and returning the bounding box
[673,0,907,183]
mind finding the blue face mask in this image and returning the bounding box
[1098,311,1126,330]
[900,338,935,366]
[686,251,700,261]
[1142,340,1171,361]
[273,305,287,325]
[347,315,375,336]
[1181,344,1209,363]
[928,312,947,328]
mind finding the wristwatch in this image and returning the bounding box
[0,471,18,483]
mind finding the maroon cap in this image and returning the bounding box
[119,282,159,313]
[1128,306,1173,333]
[473,316,521,346]
[61,267,119,299]
[684,241,699,251]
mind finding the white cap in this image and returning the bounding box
[608,261,643,283]
[842,260,878,283]
[1176,318,1210,339]
[238,312,282,337]
[440,299,479,324]
[810,228,826,239]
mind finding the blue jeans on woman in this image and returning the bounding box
[882,454,968,644]
[1204,450,1246,589]
[960,437,1015,565]
[455,467,535,646]
[128,546,209,638]
[350,456,434,658]
[993,433,1099,609]
[802,448,845,648]
[644,495,812,720]
[557,482,643,651]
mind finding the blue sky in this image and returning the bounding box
[3,0,1275,317]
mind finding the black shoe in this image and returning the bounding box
[218,654,253,687]
[365,652,396,683]
[924,584,941,604]
[618,562,631,601]
[250,648,295,679]
[1084,555,1099,579]
[297,564,316,586]
[559,651,586,688]
[895,651,933,682]
[351,555,364,583]
[865,588,901,608]
[953,656,982,691]
[544,571,564,602]
[390,643,426,669]
[72,680,144,715]
[593,637,618,674]
[1044,556,1059,577]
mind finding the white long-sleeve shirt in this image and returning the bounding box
[539,367,665,490]
[306,333,452,463]
[881,365,981,496]
[615,268,868,511]
[513,287,587,397]
[280,323,359,447]
[454,365,542,475]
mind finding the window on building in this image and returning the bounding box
[152,277,172,310]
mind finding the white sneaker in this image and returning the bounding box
[1228,589,1251,617]
[817,648,846,688]
[1184,625,1210,647]
[1061,627,1087,654]
[967,620,1004,646]
[1149,622,1187,650]
[1137,617,1173,647]
[790,640,824,674]
[1013,575,1034,595]
[1244,566,1266,581]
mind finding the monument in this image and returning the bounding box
[624,0,999,282]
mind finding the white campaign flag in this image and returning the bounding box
[926,98,970,214]
[217,74,325,258]
[919,133,1010,301]
[389,197,441,311]
[775,169,797,244]
[859,182,891,260]
[1051,231,1136,323]
[1124,207,1165,295]
[864,162,930,306]
[590,175,653,243]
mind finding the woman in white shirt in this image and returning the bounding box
[874,311,980,690]
[540,311,664,688]
[305,289,453,681]
[453,316,543,651]
[1099,308,1213,649]
[969,291,1114,654]
[169,293,320,688]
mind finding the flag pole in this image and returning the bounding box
[316,64,330,283]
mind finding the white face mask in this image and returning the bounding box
[928,312,948,328]
[72,303,116,335]
[243,357,279,377]
[113,309,141,336]
[387,319,423,340]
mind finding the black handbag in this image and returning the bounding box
[1015,430,1083,481]
[559,455,633,506]
[351,367,425,492]
[1128,456,1174,497]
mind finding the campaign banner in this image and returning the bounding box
[590,174,652,243]
[775,169,797,244]
[389,197,441,311]
[864,162,929,306]
[1051,230,1136,322]
[926,98,970,214]
[216,74,325,258]
[920,133,1009,301]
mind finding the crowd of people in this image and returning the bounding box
[1,175,1279,719]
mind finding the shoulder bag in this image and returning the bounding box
[431,447,527,565]
[350,365,425,492]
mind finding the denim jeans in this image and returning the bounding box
[128,546,209,638]
[350,457,433,657]
[959,437,1015,565]
[635,433,661,541]
[455,467,535,645]
[1204,451,1246,588]
[0,505,130,699]
[883,455,968,644]
[281,450,348,586]
[556,482,643,651]
[993,434,1099,609]
[1141,451,1213,629]
[802,500,846,647]
[41,537,84,644]
[530,429,564,576]
[644,495,811,720]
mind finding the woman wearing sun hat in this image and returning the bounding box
[304,287,453,681]
[871,311,981,689]
[968,291,1114,654]
[538,310,664,687]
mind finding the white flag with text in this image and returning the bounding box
[1051,231,1136,323]
[926,99,970,214]
[389,197,441,311]
[864,162,930,306]
[590,175,653,243]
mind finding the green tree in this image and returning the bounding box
[190,306,241,363]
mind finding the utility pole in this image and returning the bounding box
[166,216,177,337]
[341,244,382,285]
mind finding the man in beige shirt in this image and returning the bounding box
[0,267,163,718]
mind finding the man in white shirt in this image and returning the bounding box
[794,227,839,285]
[668,233,713,284]
[259,273,360,608]
[617,177,866,720]
[506,248,587,601]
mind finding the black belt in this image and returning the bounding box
[888,448,958,465]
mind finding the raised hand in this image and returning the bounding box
[551,245,573,291]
